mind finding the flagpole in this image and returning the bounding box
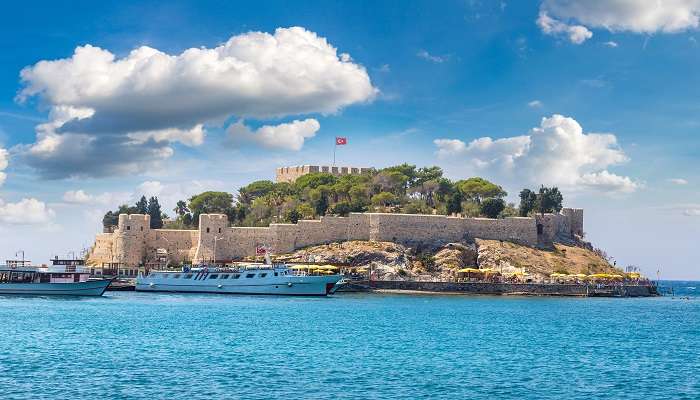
[333,140,336,166]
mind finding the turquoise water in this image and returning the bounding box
[1,282,698,399]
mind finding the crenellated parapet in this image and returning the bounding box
[275,165,372,183]
[87,208,584,267]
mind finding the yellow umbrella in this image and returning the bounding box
[457,268,482,273]
[320,265,339,270]
[289,265,309,270]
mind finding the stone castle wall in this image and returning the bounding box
[275,165,372,183]
[86,208,583,268]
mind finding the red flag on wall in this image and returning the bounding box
[335,137,347,145]
[255,246,267,255]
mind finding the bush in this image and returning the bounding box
[480,198,506,219]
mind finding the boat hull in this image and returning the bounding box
[136,275,342,296]
[0,279,112,296]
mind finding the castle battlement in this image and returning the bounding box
[275,165,372,183]
[86,208,584,268]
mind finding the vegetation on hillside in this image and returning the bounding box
[102,164,565,230]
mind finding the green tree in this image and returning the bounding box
[372,191,398,207]
[537,186,563,215]
[294,173,337,191]
[480,198,506,218]
[330,201,352,216]
[285,208,302,224]
[456,178,507,204]
[238,180,276,205]
[414,166,443,187]
[102,211,118,231]
[147,197,164,229]
[135,196,148,214]
[188,191,234,223]
[446,191,463,215]
[174,200,189,217]
[518,188,538,217]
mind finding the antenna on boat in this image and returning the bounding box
[15,250,25,265]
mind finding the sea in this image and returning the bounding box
[0,281,698,399]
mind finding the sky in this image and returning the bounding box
[0,0,699,279]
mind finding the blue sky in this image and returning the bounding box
[0,0,698,279]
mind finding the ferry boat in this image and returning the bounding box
[0,258,112,296]
[136,263,346,296]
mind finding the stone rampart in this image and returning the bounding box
[86,208,583,267]
[275,165,372,183]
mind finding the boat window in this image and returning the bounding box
[183,274,193,279]
[233,274,241,279]
[221,274,230,279]
[259,273,267,278]
[173,274,181,279]
[274,272,278,276]
[246,273,255,278]
[209,274,219,279]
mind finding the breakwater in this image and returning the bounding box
[368,281,658,297]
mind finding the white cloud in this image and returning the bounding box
[62,189,130,205]
[539,0,700,43]
[578,171,640,193]
[136,181,165,198]
[604,41,619,47]
[434,114,641,194]
[0,150,54,226]
[63,190,92,204]
[18,27,376,178]
[417,50,448,63]
[0,147,7,186]
[537,11,593,44]
[669,178,689,185]
[0,198,55,225]
[684,208,700,216]
[227,118,320,151]
[528,100,543,108]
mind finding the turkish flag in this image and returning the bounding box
[335,137,347,145]
[255,246,267,255]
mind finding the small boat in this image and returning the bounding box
[0,258,112,296]
[136,263,346,296]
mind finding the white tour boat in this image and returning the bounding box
[136,263,346,296]
[0,258,112,296]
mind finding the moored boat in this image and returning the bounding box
[0,258,112,296]
[136,263,345,296]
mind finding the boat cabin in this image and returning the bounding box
[1,259,91,284]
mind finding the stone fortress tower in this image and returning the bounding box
[114,214,151,266]
[276,165,372,183]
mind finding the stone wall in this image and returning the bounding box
[275,165,372,183]
[86,208,583,267]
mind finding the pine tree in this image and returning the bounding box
[147,197,163,229]
[136,195,148,214]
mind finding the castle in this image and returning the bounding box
[86,209,584,271]
[276,165,372,183]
